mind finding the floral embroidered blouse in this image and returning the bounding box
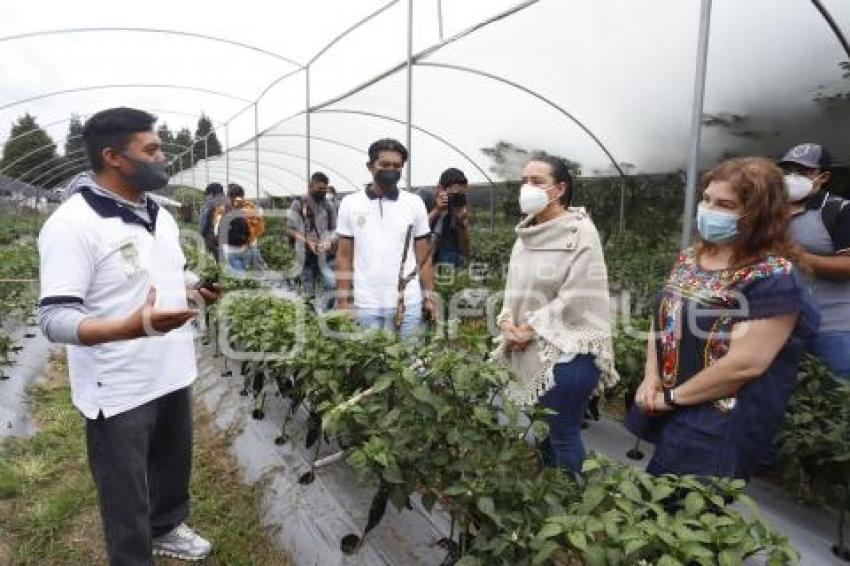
[625,248,819,480]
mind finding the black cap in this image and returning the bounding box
[779,143,831,170]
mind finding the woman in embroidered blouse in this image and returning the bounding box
[492,156,618,473]
[626,157,819,481]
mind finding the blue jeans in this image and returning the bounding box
[809,331,850,380]
[301,257,336,311]
[538,355,601,473]
[356,304,422,339]
[225,248,253,273]
[434,250,464,268]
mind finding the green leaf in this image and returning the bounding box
[536,522,563,540]
[624,539,646,556]
[620,480,642,502]
[656,555,683,566]
[421,492,437,513]
[684,491,705,516]
[567,530,587,552]
[532,541,561,565]
[476,496,501,525]
[718,549,740,566]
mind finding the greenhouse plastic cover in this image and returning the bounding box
[1,0,849,197]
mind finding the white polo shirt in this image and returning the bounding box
[38,187,196,419]
[336,186,430,309]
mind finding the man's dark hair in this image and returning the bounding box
[227,183,245,199]
[367,138,408,165]
[205,182,224,196]
[533,155,574,206]
[82,107,157,172]
[439,168,468,189]
[311,171,329,184]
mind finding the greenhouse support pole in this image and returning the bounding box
[254,102,260,200]
[680,0,712,249]
[225,122,231,188]
[619,178,626,234]
[204,135,209,187]
[306,64,312,183]
[405,0,413,190]
[190,144,195,189]
[489,184,495,233]
[437,0,444,40]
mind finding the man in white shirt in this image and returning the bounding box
[335,139,435,337]
[37,107,215,565]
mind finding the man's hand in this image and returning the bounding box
[307,240,319,255]
[188,284,221,308]
[435,191,448,211]
[423,297,437,321]
[122,287,197,339]
[457,206,469,228]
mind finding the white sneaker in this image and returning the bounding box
[152,523,212,561]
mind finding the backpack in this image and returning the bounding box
[213,198,265,245]
[226,215,251,247]
[290,196,335,246]
[821,193,849,251]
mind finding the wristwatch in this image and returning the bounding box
[663,387,679,408]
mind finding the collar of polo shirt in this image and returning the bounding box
[365,183,399,201]
[79,187,161,233]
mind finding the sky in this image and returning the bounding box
[2,0,849,195]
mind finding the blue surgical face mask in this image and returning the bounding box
[696,204,739,243]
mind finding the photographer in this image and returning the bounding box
[422,168,470,268]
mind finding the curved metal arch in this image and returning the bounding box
[810,0,850,59]
[174,165,289,194]
[220,147,362,190]
[28,156,90,187]
[306,0,540,115]
[0,109,227,150]
[2,135,196,178]
[414,61,627,180]
[193,159,304,192]
[256,1,400,101]
[308,0,400,66]
[0,84,252,114]
[17,139,200,187]
[312,108,498,188]
[0,28,304,68]
[263,133,367,156]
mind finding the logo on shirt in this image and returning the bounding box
[119,241,142,278]
[355,213,367,229]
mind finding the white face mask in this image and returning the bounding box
[519,184,551,216]
[784,173,814,203]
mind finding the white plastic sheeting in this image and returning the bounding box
[1,1,848,197]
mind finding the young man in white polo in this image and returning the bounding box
[37,107,216,564]
[335,138,435,337]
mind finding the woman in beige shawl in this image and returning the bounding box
[491,156,618,473]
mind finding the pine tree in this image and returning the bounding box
[157,122,178,168]
[192,113,222,164]
[173,128,194,171]
[0,113,61,187]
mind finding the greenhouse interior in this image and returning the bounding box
[1,1,850,565]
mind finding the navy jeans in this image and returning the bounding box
[809,331,850,380]
[538,355,600,473]
[85,387,192,566]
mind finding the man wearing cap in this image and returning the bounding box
[780,143,850,379]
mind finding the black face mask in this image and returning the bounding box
[121,154,169,192]
[374,169,401,191]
